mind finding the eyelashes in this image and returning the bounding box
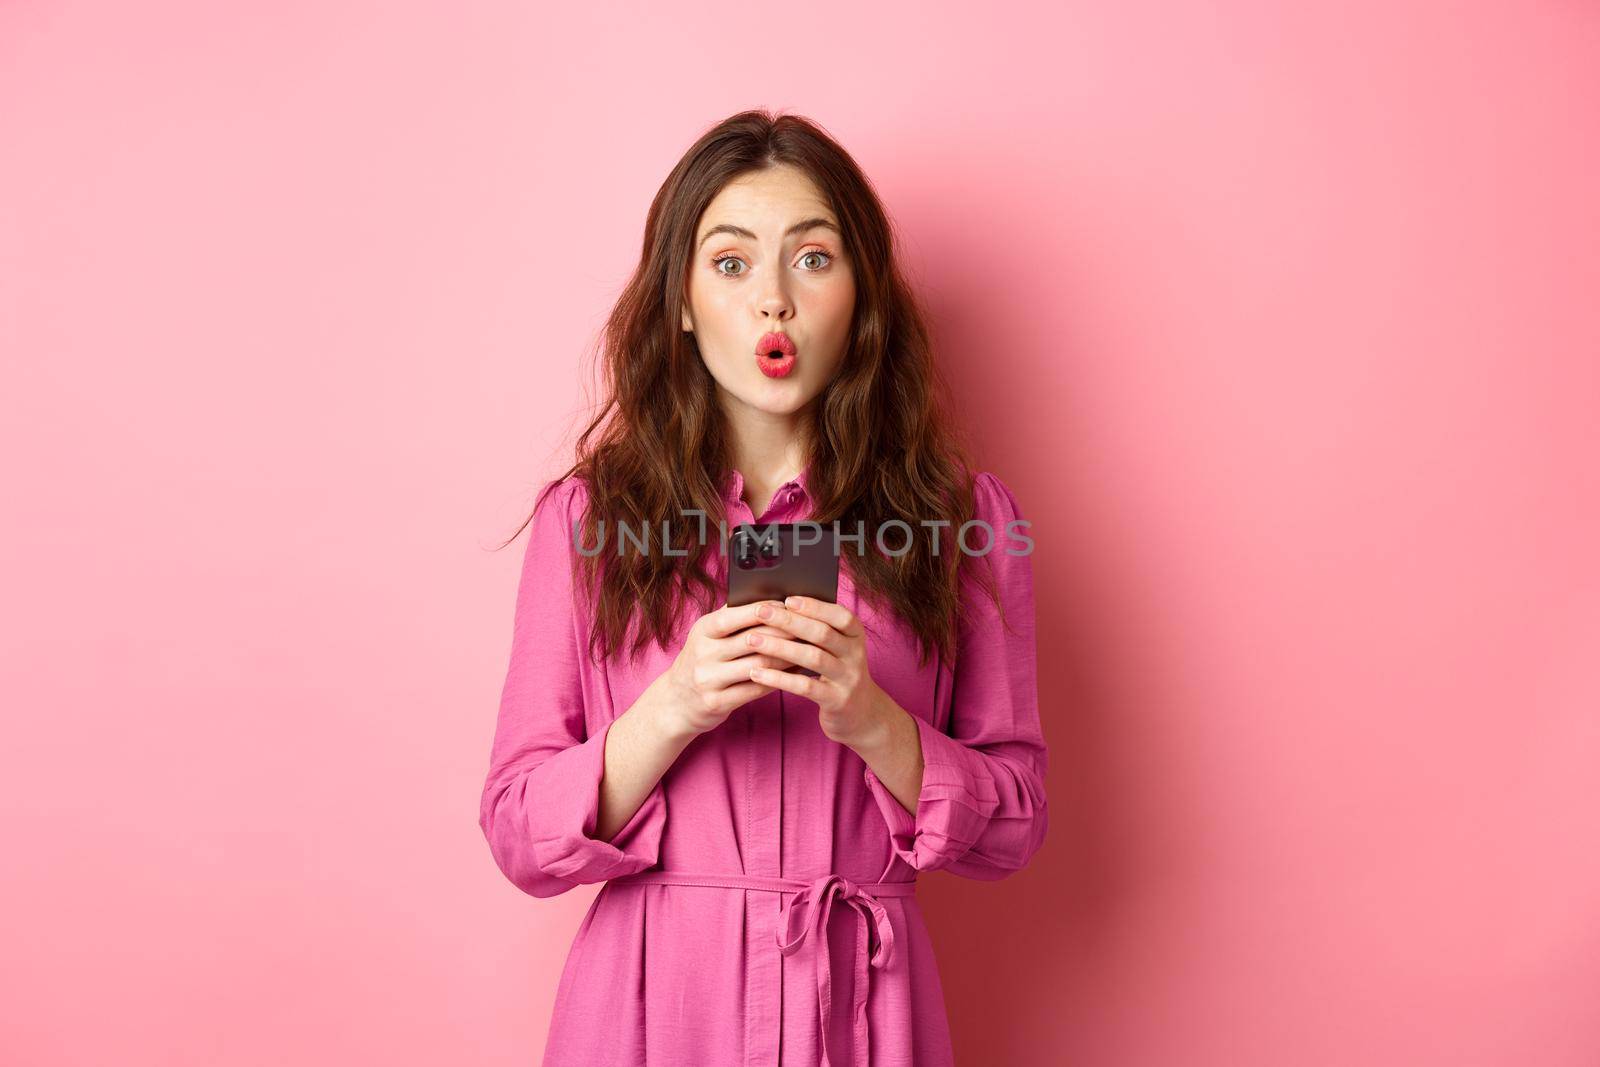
[709,247,836,278]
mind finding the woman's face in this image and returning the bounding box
[682,165,855,420]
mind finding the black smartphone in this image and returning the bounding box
[726,522,840,679]
[726,522,839,606]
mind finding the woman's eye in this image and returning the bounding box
[709,248,833,278]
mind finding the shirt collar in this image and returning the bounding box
[720,460,812,507]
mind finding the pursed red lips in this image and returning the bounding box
[755,331,798,379]
[755,331,797,357]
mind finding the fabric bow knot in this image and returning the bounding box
[776,874,898,1066]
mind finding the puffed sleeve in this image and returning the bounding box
[477,476,668,898]
[862,471,1049,879]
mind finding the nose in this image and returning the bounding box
[757,278,792,321]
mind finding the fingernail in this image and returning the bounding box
[785,596,801,609]
[757,604,772,619]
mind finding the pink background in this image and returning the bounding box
[4,2,1598,1064]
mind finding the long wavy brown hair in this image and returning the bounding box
[500,108,1010,670]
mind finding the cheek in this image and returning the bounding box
[812,275,856,332]
[825,279,864,337]
[694,281,741,323]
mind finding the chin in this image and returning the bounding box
[734,384,812,414]
[752,395,812,416]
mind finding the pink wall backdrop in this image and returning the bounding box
[3,1,1597,1064]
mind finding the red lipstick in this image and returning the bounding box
[755,331,797,379]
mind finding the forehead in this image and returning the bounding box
[700,166,833,231]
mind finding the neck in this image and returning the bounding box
[722,402,812,494]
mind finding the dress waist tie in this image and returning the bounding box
[609,869,917,1067]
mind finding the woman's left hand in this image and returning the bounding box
[742,596,888,749]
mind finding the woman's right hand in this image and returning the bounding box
[654,600,794,739]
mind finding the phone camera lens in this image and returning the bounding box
[734,530,759,570]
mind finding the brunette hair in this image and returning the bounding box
[502,108,1008,669]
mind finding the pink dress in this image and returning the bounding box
[478,464,1048,1066]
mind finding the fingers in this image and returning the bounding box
[715,625,809,662]
[747,602,844,655]
[699,652,791,690]
[740,623,796,641]
[782,596,863,639]
[700,600,786,639]
[718,680,776,709]
[738,630,840,676]
[748,662,824,699]
[709,629,794,664]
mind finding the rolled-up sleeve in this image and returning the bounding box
[477,477,668,898]
[863,471,1048,879]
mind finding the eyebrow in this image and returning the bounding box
[697,216,840,249]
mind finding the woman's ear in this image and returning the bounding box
[681,306,693,332]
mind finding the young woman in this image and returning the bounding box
[478,109,1048,1067]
